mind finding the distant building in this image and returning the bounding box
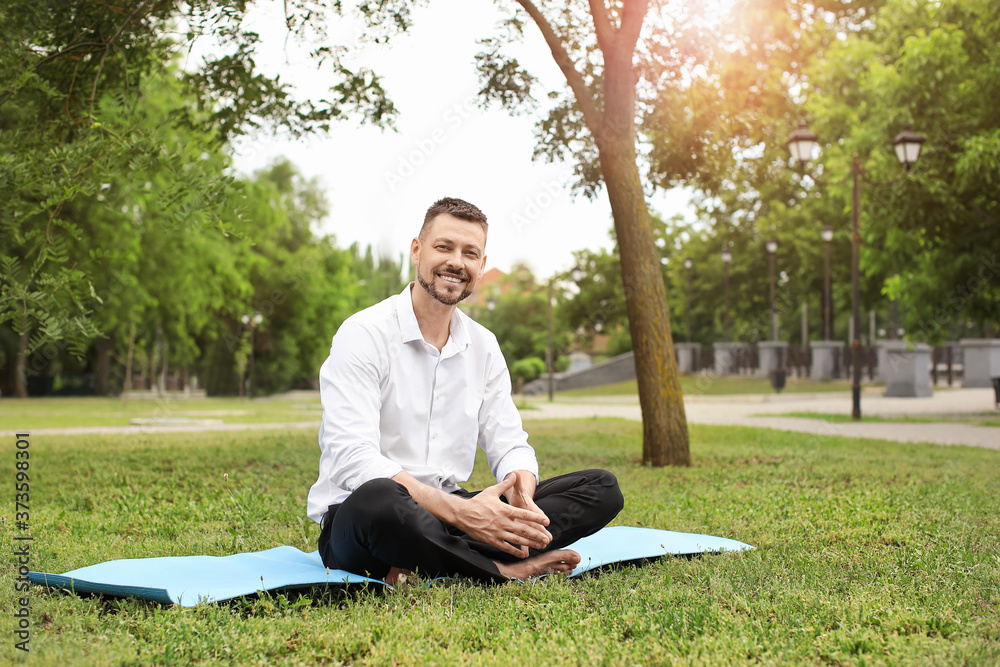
[464,267,507,308]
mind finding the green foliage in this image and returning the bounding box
[509,356,546,384]
[650,0,1000,345]
[0,0,403,395]
[807,0,1000,343]
[559,246,627,337]
[349,244,408,307]
[606,325,635,357]
[467,266,570,369]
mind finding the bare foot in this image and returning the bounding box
[493,549,581,581]
[384,567,412,586]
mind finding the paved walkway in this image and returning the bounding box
[521,388,1000,451]
[6,389,997,451]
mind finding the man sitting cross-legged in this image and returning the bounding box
[307,197,624,584]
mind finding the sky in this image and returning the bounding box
[206,0,692,280]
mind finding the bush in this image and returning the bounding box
[510,356,546,383]
[606,325,634,357]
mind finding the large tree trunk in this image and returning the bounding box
[597,15,689,466]
[517,0,689,465]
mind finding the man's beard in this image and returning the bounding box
[417,269,473,305]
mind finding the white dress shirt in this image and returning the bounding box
[306,284,539,523]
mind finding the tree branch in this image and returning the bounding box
[587,0,615,52]
[969,201,998,226]
[619,0,648,53]
[514,0,603,135]
[88,0,161,122]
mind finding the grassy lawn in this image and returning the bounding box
[558,375,863,398]
[3,420,998,664]
[0,395,323,430]
[0,395,537,429]
[759,411,1000,428]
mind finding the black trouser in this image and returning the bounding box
[317,469,624,583]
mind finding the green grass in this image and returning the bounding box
[558,375,861,398]
[3,420,998,664]
[0,395,323,430]
[760,411,1000,428]
[0,395,537,429]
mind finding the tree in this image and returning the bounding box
[0,0,396,396]
[560,247,629,341]
[642,0,999,346]
[475,0,691,466]
[801,0,1000,340]
[469,266,570,370]
[350,244,409,307]
[230,161,369,395]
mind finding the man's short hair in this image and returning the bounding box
[419,197,489,241]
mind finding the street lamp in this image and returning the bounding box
[821,225,834,341]
[765,238,778,342]
[788,122,925,420]
[721,250,732,342]
[892,124,925,171]
[786,122,819,169]
[684,257,693,344]
[241,312,263,398]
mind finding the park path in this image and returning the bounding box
[522,387,1000,451]
[5,388,997,451]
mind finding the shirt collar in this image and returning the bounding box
[396,283,472,353]
[396,284,424,344]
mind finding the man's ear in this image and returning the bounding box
[479,255,487,277]
[409,237,420,266]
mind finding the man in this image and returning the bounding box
[307,197,623,584]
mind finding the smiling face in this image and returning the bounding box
[411,213,487,306]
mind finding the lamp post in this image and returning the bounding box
[241,312,263,398]
[545,267,585,402]
[787,123,925,420]
[721,250,732,342]
[546,278,555,402]
[684,257,693,344]
[766,238,778,341]
[821,225,834,341]
[787,122,819,169]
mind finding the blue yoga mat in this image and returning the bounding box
[29,526,753,607]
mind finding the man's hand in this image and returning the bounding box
[456,476,551,558]
[390,471,551,559]
[502,470,546,517]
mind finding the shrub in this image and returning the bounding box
[510,356,546,383]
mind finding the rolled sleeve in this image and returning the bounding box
[319,323,402,492]
[478,344,539,484]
